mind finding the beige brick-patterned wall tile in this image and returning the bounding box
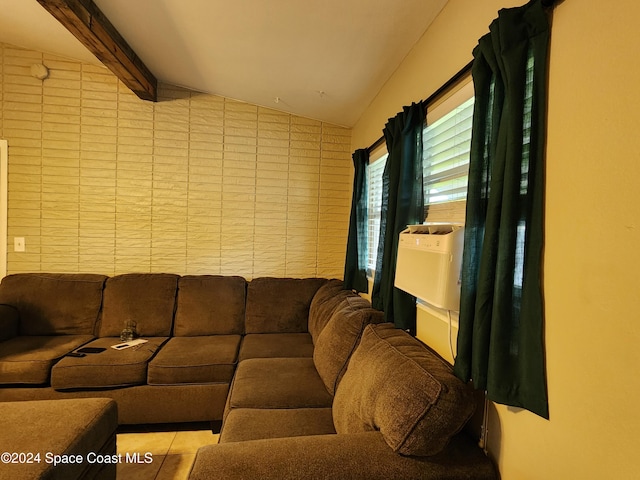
[1,43,352,279]
[2,45,44,271]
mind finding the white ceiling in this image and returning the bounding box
[0,0,448,126]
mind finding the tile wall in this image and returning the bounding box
[0,44,352,278]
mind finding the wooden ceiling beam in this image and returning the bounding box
[37,0,157,101]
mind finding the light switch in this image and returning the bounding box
[14,237,25,252]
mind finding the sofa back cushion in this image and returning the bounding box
[245,278,327,333]
[332,323,476,456]
[308,279,358,343]
[0,273,107,335]
[174,275,246,336]
[99,273,179,337]
[313,296,383,395]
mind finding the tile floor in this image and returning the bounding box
[116,426,219,480]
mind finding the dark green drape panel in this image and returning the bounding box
[344,149,369,293]
[454,0,550,418]
[371,102,425,334]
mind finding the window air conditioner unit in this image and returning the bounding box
[394,223,464,311]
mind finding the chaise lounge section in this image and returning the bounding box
[190,322,496,479]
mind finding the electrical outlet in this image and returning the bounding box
[14,237,25,252]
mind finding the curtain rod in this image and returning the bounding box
[366,59,473,154]
[366,0,562,154]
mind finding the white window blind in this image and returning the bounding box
[423,78,474,223]
[514,52,536,288]
[366,147,387,273]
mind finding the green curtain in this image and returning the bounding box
[454,0,550,418]
[371,102,425,333]
[344,149,369,293]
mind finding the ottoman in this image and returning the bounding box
[0,398,118,480]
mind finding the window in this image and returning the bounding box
[423,78,474,223]
[366,146,387,274]
[364,75,474,276]
[514,52,535,289]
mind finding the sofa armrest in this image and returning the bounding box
[189,432,496,480]
[0,304,19,342]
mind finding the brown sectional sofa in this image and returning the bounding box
[0,273,245,424]
[0,273,496,479]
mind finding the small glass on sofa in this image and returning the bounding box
[120,320,137,342]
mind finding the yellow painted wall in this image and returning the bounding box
[0,44,352,278]
[416,303,458,365]
[353,0,640,478]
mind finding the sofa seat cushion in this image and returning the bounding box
[190,431,497,480]
[0,398,118,480]
[245,278,328,333]
[51,337,168,390]
[238,333,314,361]
[333,323,476,456]
[148,335,241,385]
[0,273,107,335]
[227,358,332,411]
[313,296,384,395]
[0,335,94,385]
[220,408,335,443]
[174,276,246,335]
